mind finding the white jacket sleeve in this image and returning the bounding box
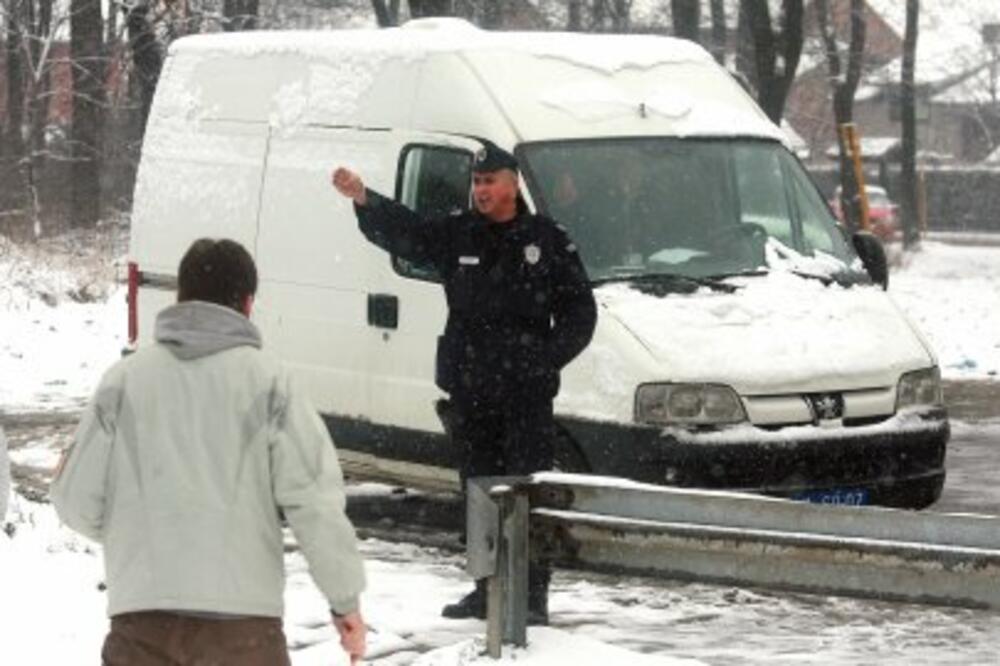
[270,372,366,614]
[50,377,118,542]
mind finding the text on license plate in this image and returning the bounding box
[793,488,870,506]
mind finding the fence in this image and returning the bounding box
[467,473,1000,658]
[807,165,1000,232]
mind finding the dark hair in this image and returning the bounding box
[177,238,258,312]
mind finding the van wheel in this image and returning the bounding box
[552,428,590,474]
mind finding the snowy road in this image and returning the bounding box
[4,485,1000,666]
[5,407,1000,664]
[5,235,1000,662]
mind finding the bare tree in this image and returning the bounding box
[899,0,919,247]
[482,0,507,28]
[607,0,632,31]
[125,2,162,130]
[408,0,452,18]
[739,0,804,124]
[222,0,258,31]
[816,0,866,230]
[371,0,402,27]
[671,0,700,42]
[69,0,104,228]
[3,0,27,158]
[709,0,726,63]
[1,0,67,236]
[568,0,582,30]
[591,0,604,28]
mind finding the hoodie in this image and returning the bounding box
[51,301,365,618]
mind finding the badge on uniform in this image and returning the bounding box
[524,244,541,265]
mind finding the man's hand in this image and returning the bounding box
[332,167,367,206]
[332,611,367,665]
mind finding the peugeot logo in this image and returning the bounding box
[807,393,844,422]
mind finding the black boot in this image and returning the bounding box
[528,585,549,626]
[441,579,487,619]
[527,564,551,626]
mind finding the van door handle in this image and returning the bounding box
[367,293,399,330]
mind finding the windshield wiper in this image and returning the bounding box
[704,268,769,280]
[789,269,869,287]
[593,272,739,294]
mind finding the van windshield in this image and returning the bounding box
[518,138,864,284]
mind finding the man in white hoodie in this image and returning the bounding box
[52,238,366,665]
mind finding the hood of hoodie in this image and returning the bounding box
[155,301,262,360]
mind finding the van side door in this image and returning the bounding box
[254,127,395,421]
[362,135,484,477]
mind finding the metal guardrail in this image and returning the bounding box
[466,473,1000,658]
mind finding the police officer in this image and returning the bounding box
[331,142,597,624]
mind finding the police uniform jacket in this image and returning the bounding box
[355,190,597,401]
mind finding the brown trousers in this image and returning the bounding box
[102,611,291,666]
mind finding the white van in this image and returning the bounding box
[127,19,948,509]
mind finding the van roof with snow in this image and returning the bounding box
[153,18,785,147]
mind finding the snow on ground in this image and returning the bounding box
[891,241,1000,379]
[3,232,1000,664]
[3,493,1000,665]
[0,494,705,666]
[0,231,126,413]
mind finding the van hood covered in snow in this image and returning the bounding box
[597,273,934,394]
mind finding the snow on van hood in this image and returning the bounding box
[596,272,934,394]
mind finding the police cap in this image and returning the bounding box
[472,141,519,174]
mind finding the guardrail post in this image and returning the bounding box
[466,478,530,658]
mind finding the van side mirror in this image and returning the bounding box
[852,232,888,290]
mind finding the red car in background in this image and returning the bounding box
[830,184,900,242]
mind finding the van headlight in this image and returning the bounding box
[896,367,942,410]
[636,383,747,426]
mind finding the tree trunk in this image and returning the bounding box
[817,0,866,230]
[70,0,104,228]
[408,0,452,18]
[736,1,757,93]
[483,0,505,28]
[609,0,630,31]
[900,0,919,247]
[105,0,118,46]
[371,0,395,26]
[4,0,26,158]
[741,0,803,124]
[29,0,54,161]
[671,0,700,42]
[592,0,606,31]
[27,0,55,233]
[568,0,583,30]
[222,0,259,32]
[126,3,162,130]
[710,0,726,63]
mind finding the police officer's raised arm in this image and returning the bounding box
[332,167,449,269]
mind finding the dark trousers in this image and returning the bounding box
[451,393,554,605]
[102,611,290,666]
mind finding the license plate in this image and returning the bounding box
[793,488,870,506]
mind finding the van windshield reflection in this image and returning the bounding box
[519,138,865,285]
